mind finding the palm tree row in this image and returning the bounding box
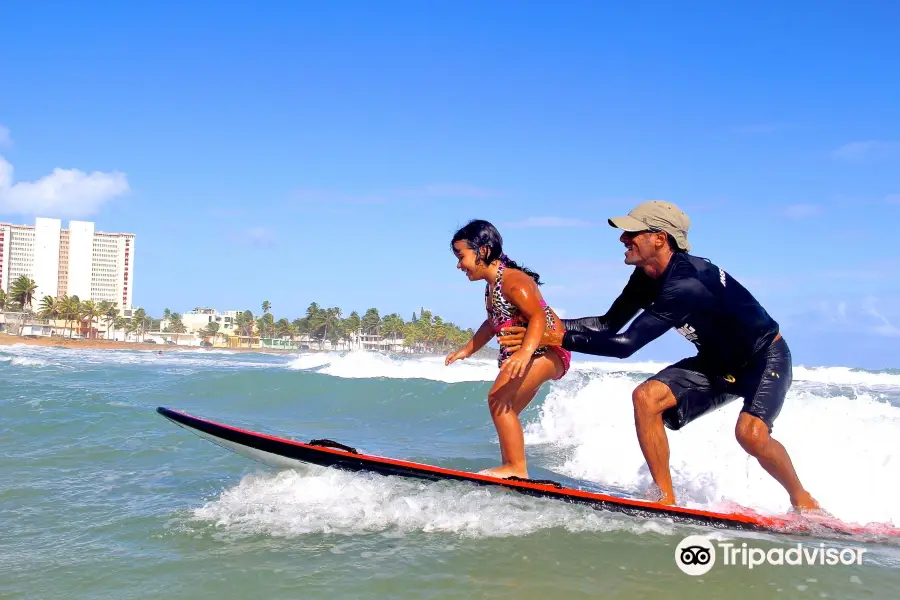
[214,301,478,353]
[3,282,481,354]
[36,295,127,340]
[0,275,138,340]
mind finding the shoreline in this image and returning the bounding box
[0,334,496,358]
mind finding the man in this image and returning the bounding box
[498,200,820,511]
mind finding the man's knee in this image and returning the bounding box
[632,380,676,416]
[735,413,770,454]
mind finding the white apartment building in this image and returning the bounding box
[0,217,134,309]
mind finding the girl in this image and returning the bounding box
[445,219,571,479]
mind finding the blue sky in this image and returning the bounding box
[1,1,898,368]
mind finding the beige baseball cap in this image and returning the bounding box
[608,200,691,252]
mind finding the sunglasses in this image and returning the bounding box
[624,227,664,237]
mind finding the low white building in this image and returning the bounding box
[163,307,238,336]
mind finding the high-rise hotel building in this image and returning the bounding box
[0,217,134,309]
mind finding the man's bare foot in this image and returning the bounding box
[478,465,528,479]
[656,493,676,506]
[644,484,676,505]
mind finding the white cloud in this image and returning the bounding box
[862,297,900,337]
[787,297,900,338]
[0,124,11,148]
[504,216,593,228]
[0,155,129,218]
[782,204,822,219]
[831,140,900,162]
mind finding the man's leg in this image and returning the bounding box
[638,358,737,505]
[734,414,819,510]
[632,380,679,504]
[734,337,820,511]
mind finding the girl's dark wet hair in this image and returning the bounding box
[451,219,542,285]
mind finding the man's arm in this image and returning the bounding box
[562,311,671,358]
[561,291,645,334]
[562,278,702,358]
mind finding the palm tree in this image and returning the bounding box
[361,308,380,334]
[60,295,81,338]
[233,310,254,347]
[319,307,342,349]
[10,275,38,311]
[131,308,147,342]
[98,301,117,340]
[257,312,275,339]
[114,316,127,339]
[162,308,172,329]
[38,295,58,320]
[342,311,361,348]
[262,300,271,315]
[80,300,101,339]
[305,302,320,321]
[200,321,219,343]
[168,312,186,344]
[432,316,447,352]
[0,290,7,312]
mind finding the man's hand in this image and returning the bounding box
[498,326,564,353]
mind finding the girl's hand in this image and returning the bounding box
[500,349,533,379]
[445,348,471,366]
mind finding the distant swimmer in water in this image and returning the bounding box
[445,219,571,480]
[498,201,821,512]
[157,351,163,356]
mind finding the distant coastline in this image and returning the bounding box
[0,333,499,359]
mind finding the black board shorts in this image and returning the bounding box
[649,337,792,432]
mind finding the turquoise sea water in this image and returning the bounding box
[2,344,899,599]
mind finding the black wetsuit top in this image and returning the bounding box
[561,253,780,372]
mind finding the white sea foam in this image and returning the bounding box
[191,467,673,539]
[0,344,277,371]
[286,351,499,383]
[0,355,50,367]
[284,351,900,389]
[524,372,900,527]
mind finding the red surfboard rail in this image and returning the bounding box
[156,406,899,539]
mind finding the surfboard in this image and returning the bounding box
[156,406,900,540]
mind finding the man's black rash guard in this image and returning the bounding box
[560,253,780,371]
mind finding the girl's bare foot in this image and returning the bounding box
[790,491,822,512]
[478,464,528,479]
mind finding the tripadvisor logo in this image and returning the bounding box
[675,535,866,576]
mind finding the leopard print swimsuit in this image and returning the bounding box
[485,263,570,377]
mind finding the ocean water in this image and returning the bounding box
[1,344,899,599]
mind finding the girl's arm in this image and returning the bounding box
[498,270,547,377]
[446,319,493,365]
[465,318,495,355]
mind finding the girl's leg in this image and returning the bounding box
[480,352,564,478]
